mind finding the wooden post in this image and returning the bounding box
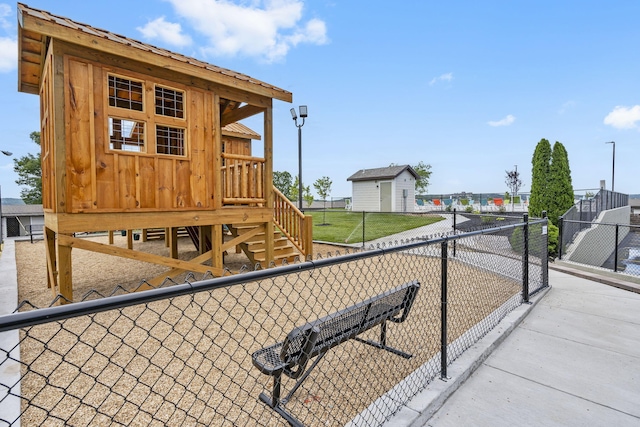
[142,229,148,242]
[44,227,57,292]
[304,214,314,260]
[263,105,274,265]
[212,224,223,271]
[57,235,73,303]
[108,230,114,244]
[164,227,170,247]
[127,229,133,249]
[169,227,178,259]
[199,225,211,254]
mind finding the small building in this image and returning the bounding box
[347,165,419,212]
[1,204,44,238]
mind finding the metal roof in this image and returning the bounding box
[17,3,292,102]
[347,165,419,182]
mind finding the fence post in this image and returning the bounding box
[452,208,457,257]
[614,224,619,273]
[362,211,365,249]
[558,215,563,260]
[522,213,530,303]
[542,211,549,288]
[440,239,448,380]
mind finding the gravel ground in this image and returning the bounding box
[15,235,342,308]
[13,235,521,426]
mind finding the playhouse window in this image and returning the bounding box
[156,125,185,156]
[108,75,143,111]
[155,85,184,118]
[109,118,145,152]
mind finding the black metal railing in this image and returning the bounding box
[558,219,640,276]
[0,218,548,427]
[559,189,629,248]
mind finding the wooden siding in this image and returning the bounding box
[62,55,219,213]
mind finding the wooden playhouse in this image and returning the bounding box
[17,3,313,302]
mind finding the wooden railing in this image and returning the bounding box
[273,186,313,259]
[221,153,265,205]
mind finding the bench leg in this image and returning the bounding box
[283,352,326,404]
[259,372,307,427]
[354,322,413,359]
[259,391,304,427]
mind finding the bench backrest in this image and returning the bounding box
[280,280,420,365]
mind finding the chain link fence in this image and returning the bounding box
[0,218,548,427]
[311,210,526,248]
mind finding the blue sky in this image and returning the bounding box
[1,1,639,200]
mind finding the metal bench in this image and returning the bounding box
[252,280,420,426]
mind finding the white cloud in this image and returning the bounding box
[429,72,453,86]
[488,114,515,127]
[137,17,193,47]
[603,105,640,130]
[0,36,17,72]
[0,3,11,30]
[558,100,576,115]
[165,0,328,62]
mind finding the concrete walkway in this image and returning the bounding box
[385,268,640,427]
[0,239,21,425]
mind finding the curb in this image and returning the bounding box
[549,263,640,294]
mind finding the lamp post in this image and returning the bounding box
[290,105,308,211]
[0,150,12,247]
[605,141,615,192]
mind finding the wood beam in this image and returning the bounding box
[48,208,273,233]
[221,225,264,253]
[212,225,224,271]
[57,235,73,303]
[140,249,230,289]
[57,234,226,276]
[220,104,264,127]
[45,227,57,293]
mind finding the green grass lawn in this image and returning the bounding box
[308,210,445,244]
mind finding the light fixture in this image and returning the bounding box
[291,106,308,210]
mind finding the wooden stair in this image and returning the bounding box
[228,223,301,267]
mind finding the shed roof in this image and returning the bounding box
[17,3,292,102]
[347,165,419,182]
[221,123,261,140]
[2,204,44,217]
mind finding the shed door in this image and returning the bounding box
[380,182,392,212]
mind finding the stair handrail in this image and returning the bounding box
[272,186,313,259]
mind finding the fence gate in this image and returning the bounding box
[6,217,20,237]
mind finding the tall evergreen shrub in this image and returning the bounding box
[549,142,575,225]
[529,138,551,218]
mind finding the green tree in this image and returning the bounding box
[529,138,551,218]
[273,171,293,199]
[303,188,314,208]
[14,131,42,204]
[413,161,432,194]
[313,176,332,225]
[548,141,574,225]
[290,176,312,209]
